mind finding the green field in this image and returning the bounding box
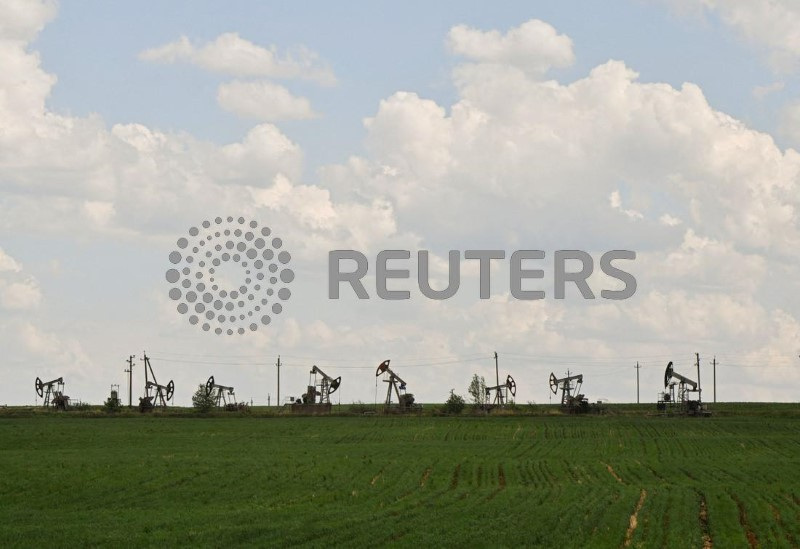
[1,410,799,547]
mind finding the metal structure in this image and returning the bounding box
[485,374,517,408]
[205,375,240,410]
[108,384,121,407]
[290,365,341,413]
[376,359,417,412]
[303,366,341,405]
[139,353,174,412]
[658,360,709,415]
[35,376,69,410]
[549,371,591,413]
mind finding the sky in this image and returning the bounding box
[1,0,800,407]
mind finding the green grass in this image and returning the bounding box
[1,413,799,547]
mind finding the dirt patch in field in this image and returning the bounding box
[622,489,647,547]
[486,464,507,501]
[604,463,623,483]
[731,494,759,549]
[449,464,461,490]
[698,492,712,549]
[420,467,432,487]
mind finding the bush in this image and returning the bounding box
[192,384,216,412]
[443,390,465,415]
[103,395,122,413]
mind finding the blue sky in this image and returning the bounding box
[2,1,800,406]
[34,1,793,171]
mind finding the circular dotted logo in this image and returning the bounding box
[165,217,294,335]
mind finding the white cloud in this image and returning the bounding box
[609,190,644,220]
[0,247,22,272]
[19,322,92,373]
[2,9,800,404]
[669,1,800,73]
[659,213,683,226]
[447,19,574,77]
[752,81,784,99]
[217,80,316,121]
[0,248,40,311]
[139,32,336,85]
[780,100,800,148]
[83,200,116,227]
[0,278,42,310]
[0,0,56,43]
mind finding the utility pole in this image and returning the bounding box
[635,362,641,404]
[695,352,701,398]
[494,351,500,406]
[712,356,716,403]
[124,355,135,408]
[276,355,281,407]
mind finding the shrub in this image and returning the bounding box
[443,390,465,415]
[192,384,216,412]
[103,395,122,413]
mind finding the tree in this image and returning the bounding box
[192,384,216,412]
[103,395,121,413]
[443,390,465,415]
[468,374,487,408]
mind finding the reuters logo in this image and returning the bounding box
[165,217,294,335]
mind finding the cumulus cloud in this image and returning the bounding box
[780,100,800,148]
[0,0,56,43]
[0,279,42,310]
[139,32,336,85]
[669,0,800,73]
[0,248,41,311]
[0,247,22,272]
[447,19,574,77]
[752,81,784,100]
[609,190,644,220]
[2,6,799,404]
[217,80,316,121]
[18,322,92,373]
[319,18,800,403]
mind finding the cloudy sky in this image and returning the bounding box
[2,0,800,406]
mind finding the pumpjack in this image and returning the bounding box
[485,374,517,408]
[658,359,710,416]
[139,352,174,412]
[549,371,592,413]
[35,376,69,410]
[291,365,341,413]
[376,359,418,413]
[205,375,244,411]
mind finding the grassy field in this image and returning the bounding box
[1,410,799,547]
